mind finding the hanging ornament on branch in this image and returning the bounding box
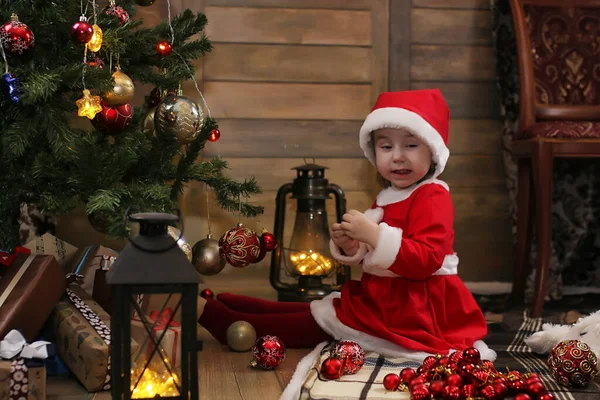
[0,13,34,55]
[105,0,130,25]
[167,226,193,262]
[87,24,103,52]
[71,16,94,44]
[2,72,21,103]
[77,89,103,119]
[142,106,157,138]
[103,66,135,106]
[156,40,172,56]
[90,101,133,134]
[154,93,203,144]
[208,128,220,142]
[192,186,226,276]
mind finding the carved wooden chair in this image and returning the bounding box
[508,0,600,317]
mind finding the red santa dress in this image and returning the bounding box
[310,89,495,361]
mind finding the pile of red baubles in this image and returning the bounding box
[383,347,554,400]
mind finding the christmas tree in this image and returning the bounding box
[0,0,262,251]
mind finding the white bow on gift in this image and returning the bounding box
[0,330,52,360]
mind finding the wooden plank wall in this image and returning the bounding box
[58,0,514,282]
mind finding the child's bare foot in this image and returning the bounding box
[197,296,207,320]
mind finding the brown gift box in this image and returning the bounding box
[23,233,78,268]
[50,285,139,392]
[65,245,118,296]
[0,359,46,400]
[0,254,66,342]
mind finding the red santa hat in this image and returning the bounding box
[359,89,450,178]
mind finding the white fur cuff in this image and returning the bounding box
[329,240,367,266]
[363,223,402,269]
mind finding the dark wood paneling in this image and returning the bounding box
[411,9,493,45]
[411,82,500,118]
[412,45,496,81]
[389,0,412,91]
[205,82,372,120]
[206,0,374,9]
[203,44,371,83]
[204,6,372,45]
[412,0,490,9]
[449,119,503,155]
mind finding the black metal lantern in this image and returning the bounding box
[270,162,350,302]
[107,211,201,400]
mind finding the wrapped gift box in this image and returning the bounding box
[0,254,66,342]
[66,245,118,296]
[49,285,139,392]
[0,359,46,400]
[132,309,181,369]
[23,233,78,269]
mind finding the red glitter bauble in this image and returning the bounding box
[479,385,495,400]
[449,351,463,364]
[320,357,343,380]
[547,339,599,387]
[105,3,130,25]
[400,367,417,384]
[91,101,133,135]
[1,14,34,54]
[250,335,285,370]
[219,223,262,267]
[422,355,438,371]
[383,373,401,391]
[461,384,478,398]
[410,383,430,400]
[443,385,461,400]
[334,340,364,375]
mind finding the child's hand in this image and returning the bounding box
[331,223,360,256]
[340,210,380,248]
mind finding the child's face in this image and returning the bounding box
[373,128,432,189]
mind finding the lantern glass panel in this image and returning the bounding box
[130,293,182,399]
[286,209,334,276]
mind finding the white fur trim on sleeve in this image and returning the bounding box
[329,240,367,266]
[363,223,402,269]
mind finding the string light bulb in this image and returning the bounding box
[86,24,103,52]
[76,89,102,119]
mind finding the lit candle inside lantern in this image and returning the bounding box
[130,366,180,398]
[289,250,333,276]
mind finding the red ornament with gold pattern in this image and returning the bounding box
[1,13,34,54]
[548,340,599,387]
[105,0,130,25]
[91,101,134,135]
[250,335,285,370]
[218,223,262,267]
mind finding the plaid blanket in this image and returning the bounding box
[282,311,600,400]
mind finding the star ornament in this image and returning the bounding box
[76,89,103,119]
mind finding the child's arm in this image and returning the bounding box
[364,185,454,280]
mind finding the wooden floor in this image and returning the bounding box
[48,266,312,400]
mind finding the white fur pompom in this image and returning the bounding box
[524,323,580,355]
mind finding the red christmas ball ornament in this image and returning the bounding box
[156,40,172,56]
[527,381,547,397]
[410,383,430,400]
[88,57,104,69]
[1,13,34,54]
[482,359,496,371]
[445,373,463,387]
[438,356,450,367]
[91,101,133,135]
[260,230,277,252]
[105,3,130,25]
[429,380,445,397]
[473,370,491,385]
[493,382,508,398]
[400,367,417,384]
[200,288,214,299]
[478,385,495,400]
[71,16,94,44]
[334,340,364,375]
[250,335,285,370]
[538,394,555,400]
[449,351,463,364]
[462,347,481,364]
[443,385,461,400]
[219,223,262,267]
[461,383,478,398]
[459,362,476,378]
[320,357,344,380]
[382,373,401,391]
[548,339,599,387]
[208,128,221,142]
[514,394,532,400]
[493,376,507,385]
[508,378,527,392]
[409,376,426,391]
[422,355,438,371]
[526,376,541,386]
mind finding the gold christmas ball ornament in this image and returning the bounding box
[226,321,257,352]
[167,226,193,262]
[154,94,204,144]
[103,69,135,106]
[192,234,226,276]
[142,106,157,138]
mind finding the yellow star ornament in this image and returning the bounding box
[76,89,103,119]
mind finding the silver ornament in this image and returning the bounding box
[192,234,226,276]
[226,321,257,352]
[154,94,204,144]
[142,106,157,138]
